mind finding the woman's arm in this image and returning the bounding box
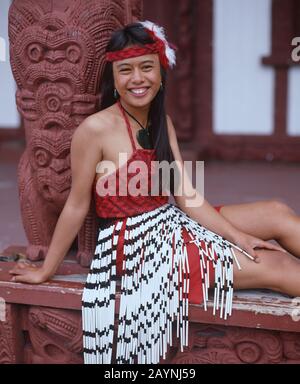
[167,115,285,258]
[10,115,103,283]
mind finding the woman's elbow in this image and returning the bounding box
[173,190,204,210]
[65,193,92,216]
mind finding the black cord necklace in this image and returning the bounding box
[120,103,153,149]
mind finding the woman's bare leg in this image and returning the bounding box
[233,247,300,297]
[219,200,300,258]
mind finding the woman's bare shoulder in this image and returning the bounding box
[78,105,117,137]
[70,106,118,160]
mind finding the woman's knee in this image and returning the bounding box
[263,200,295,239]
[266,200,295,218]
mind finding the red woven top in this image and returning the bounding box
[94,103,168,218]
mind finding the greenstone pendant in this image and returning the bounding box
[136,128,153,149]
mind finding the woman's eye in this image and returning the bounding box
[142,66,153,71]
[120,68,130,73]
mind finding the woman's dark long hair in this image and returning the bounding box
[100,22,175,166]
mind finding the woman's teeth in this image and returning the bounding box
[130,88,148,95]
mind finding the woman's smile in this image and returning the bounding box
[128,86,150,97]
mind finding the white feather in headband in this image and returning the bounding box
[139,20,176,68]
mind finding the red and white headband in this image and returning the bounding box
[105,20,176,69]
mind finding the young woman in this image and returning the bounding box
[9,21,300,364]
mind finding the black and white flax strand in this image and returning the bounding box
[82,203,242,364]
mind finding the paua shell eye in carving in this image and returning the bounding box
[34,149,50,167]
[27,43,44,63]
[66,44,81,64]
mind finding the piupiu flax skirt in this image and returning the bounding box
[82,203,240,364]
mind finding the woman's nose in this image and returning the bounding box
[131,68,144,83]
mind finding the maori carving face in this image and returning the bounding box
[10,2,125,128]
[30,130,72,208]
[9,1,127,93]
[16,82,97,128]
[13,25,92,91]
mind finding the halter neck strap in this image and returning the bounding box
[117,100,137,152]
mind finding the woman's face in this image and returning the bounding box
[112,53,162,110]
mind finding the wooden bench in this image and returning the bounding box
[0,260,300,364]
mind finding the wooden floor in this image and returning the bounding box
[1,140,300,253]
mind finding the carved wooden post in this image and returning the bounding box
[0,304,24,363]
[8,0,142,267]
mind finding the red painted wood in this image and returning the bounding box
[1,261,298,332]
[1,260,300,363]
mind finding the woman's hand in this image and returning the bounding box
[230,231,287,263]
[9,261,51,284]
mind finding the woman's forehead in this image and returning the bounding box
[113,53,160,67]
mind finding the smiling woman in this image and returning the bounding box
[100,21,174,166]
[114,56,161,102]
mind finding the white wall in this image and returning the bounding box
[287,67,300,136]
[213,0,274,135]
[0,0,20,129]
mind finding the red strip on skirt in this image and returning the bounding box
[115,205,224,305]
